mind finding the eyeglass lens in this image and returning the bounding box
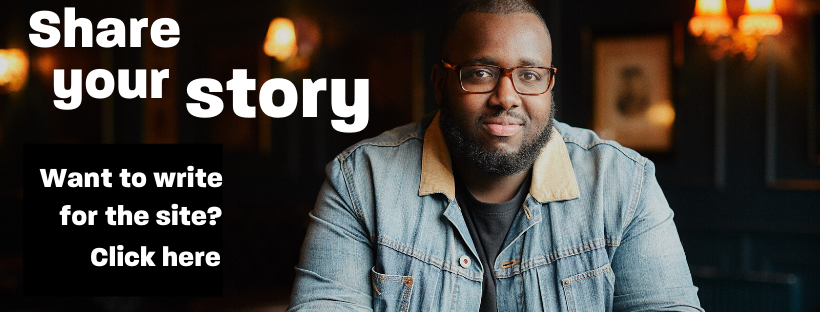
[459,65,552,94]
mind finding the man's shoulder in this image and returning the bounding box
[336,120,426,162]
[336,111,438,162]
[554,120,648,167]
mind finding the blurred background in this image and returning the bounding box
[1,0,819,311]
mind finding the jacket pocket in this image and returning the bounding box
[371,266,414,312]
[560,263,615,312]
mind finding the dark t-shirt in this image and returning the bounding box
[455,174,531,312]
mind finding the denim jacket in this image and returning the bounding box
[288,112,703,312]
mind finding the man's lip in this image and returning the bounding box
[481,116,524,136]
[482,116,524,126]
[483,122,522,137]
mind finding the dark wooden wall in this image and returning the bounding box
[543,0,820,310]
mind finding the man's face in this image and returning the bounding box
[435,12,555,176]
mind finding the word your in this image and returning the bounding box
[90,245,220,267]
[51,69,169,111]
[188,70,369,133]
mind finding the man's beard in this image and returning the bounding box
[439,94,556,176]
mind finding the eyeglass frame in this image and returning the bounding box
[441,60,557,95]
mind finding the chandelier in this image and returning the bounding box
[688,0,783,60]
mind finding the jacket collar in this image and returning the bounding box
[418,112,580,203]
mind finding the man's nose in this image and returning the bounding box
[489,76,522,110]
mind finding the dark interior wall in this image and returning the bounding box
[1,0,819,311]
[545,0,820,310]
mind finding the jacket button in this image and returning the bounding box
[459,255,471,268]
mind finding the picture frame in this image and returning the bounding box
[761,14,820,190]
[592,35,674,152]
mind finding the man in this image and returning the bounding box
[288,0,703,311]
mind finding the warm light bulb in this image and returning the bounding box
[275,27,294,45]
[739,0,782,36]
[647,101,676,127]
[738,14,782,35]
[689,15,733,37]
[0,49,29,93]
[0,57,8,76]
[264,18,297,61]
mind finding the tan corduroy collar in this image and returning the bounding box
[418,113,580,203]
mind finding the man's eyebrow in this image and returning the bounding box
[462,57,545,67]
[463,57,497,65]
[518,59,543,67]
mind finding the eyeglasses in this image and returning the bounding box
[441,60,557,95]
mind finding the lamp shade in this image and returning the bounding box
[738,0,782,36]
[695,0,729,15]
[264,18,298,61]
[689,0,733,37]
[744,0,777,14]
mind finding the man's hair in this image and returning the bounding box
[439,0,551,59]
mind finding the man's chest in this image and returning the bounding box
[368,197,619,312]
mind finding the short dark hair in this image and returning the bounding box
[439,0,551,59]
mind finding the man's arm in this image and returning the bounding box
[288,157,374,312]
[611,161,704,312]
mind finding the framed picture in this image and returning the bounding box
[761,14,820,190]
[593,35,674,152]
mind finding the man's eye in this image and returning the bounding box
[467,68,495,78]
[518,70,542,81]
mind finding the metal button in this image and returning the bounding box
[459,255,471,268]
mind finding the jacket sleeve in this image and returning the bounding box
[288,157,374,312]
[611,160,704,312]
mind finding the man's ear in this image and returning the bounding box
[431,63,445,106]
